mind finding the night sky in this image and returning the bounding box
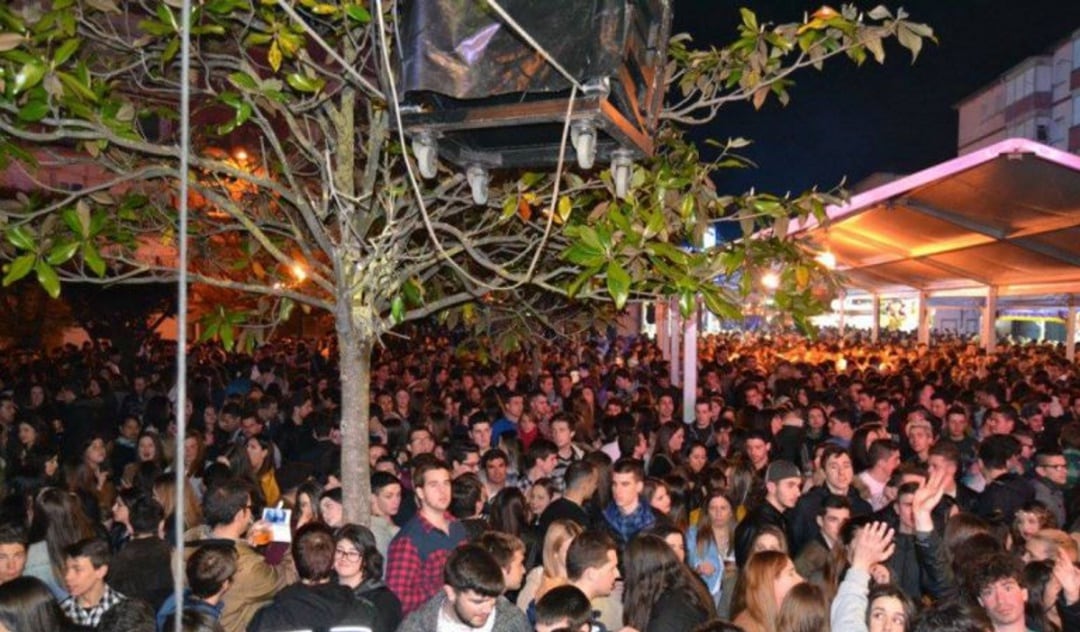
[674,1,1080,196]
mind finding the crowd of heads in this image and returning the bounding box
[0,330,1074,631]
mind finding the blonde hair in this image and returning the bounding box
[739,550,791,630]
[154,475,203,530]
[535,519,585,602]
[1030,529,1079,562]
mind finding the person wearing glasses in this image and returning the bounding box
[248,523,376,632]
[1031,449,1068,527]
[334,524,402,632]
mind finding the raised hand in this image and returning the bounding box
[912,469,947,532]
[850,521,896,573]
[1052,546,1080,605]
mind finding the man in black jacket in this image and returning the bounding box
[881,472,953,602]
[733,460,802,567]
[790,445,873,555]
[974,434,1035,522]
[247,523,375,632]
[107,497,173,611]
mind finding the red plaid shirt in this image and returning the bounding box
[385,511,467,615]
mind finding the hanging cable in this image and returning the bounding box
[484,0,586,92]
[374,0,578,292]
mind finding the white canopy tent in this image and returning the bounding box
[665,138,1080,420]
[792,137,1080,356]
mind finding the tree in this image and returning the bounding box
[0,1,932,521]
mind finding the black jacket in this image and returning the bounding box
[886,529,954,602]
[789,485,872,555]
[641,590,712,632]
[352,578,402,632]
[974,472,1035,522]
[733,500,789,567]
[107,536,174,611]
[247,582,375,632]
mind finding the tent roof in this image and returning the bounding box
[792,138,1080,303]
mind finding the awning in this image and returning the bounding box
[792,138,1080,305]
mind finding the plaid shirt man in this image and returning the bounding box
[385,510,467,616]
[61,584,125,627]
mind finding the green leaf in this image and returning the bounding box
[81,243,106,276]
[61,208,83,235]
[2,254,35,286]
[219,322,235,351]
[162,37,180,63]
[285,72,325,93]
[567,266,600,299]
[56,70,97,102]
[17,100,48,122]
[390,295,405,324]
[34,260,60,298]
[678,290,695,318]
[739,8,758,31]
[228,71,258,90]
[5,225,35,251]
[46,241,79,265]
[606,261,630,310]
[701,288,742,321]
[156,4,178,32]
[345,4,371,22]
[13,60,46,94]
[402,278,422,306]
[53,38,79,66]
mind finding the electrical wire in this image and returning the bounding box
[374,0,579,293]
[484,0,587,92]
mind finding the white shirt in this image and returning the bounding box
[858,471,889,511]
[437,600,495,632]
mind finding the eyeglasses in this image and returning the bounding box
[334,548,361,562]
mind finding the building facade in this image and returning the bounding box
[957,28,1080,154]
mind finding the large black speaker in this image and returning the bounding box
[394,0,673,193]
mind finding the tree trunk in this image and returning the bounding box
[337,306,372,525]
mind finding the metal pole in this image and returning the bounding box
[173,1,192,628]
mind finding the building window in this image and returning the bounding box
[1037,123,1049,141]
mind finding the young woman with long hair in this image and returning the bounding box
[488,487,539,566]
[122,431,166,489]
[517,519,584,612]
[776,581,830,632]
[643,477,674,518]
[0,576,83,632]
[69,436,115,522]
[648,423,685,478]
[108,487,145,552]
[8,418,50,479]
[623,534,717,632]
[234,434,280,507]
[687,491,738,615]
[24,487,98,599]
[731,550,804,632]
[152,474,203,545]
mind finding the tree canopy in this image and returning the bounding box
[0,1,932,520]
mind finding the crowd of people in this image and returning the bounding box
[0,329,1076,632]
